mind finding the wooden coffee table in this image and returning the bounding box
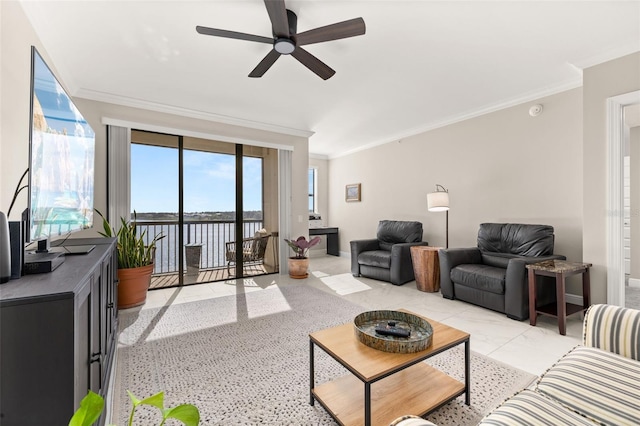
[309,310,470,426]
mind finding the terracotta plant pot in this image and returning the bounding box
[117,263,154,309]
[288,257,309,279]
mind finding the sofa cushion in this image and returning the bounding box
[478,223,554,256]
[358,250,391,269]
[479,389,597,426]
[450,264,505,294]
[536,346,640,425]
[479,389,598,425]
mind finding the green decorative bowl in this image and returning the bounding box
[354,310,434,353]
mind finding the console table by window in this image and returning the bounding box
[309,227,339,256]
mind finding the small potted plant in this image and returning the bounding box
[96,209,165,309]
[284,236,321,279]
[69,389,199,426]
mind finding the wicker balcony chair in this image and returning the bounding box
[225,229,270,275]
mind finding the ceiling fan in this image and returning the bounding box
[196,0,366,80]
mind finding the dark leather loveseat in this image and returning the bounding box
[439,223,565,320]
[350,220,428,285]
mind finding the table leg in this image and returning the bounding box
[309,340,315,405]
[528,268,537,326]
[326,233,339,256]
[365,382,371,426]
[464,339,471,406]
[556,272,567,335]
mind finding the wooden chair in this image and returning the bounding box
[225,230,270,276]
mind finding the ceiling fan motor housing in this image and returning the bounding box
[274,9,297,54]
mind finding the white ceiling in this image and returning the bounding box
[20,1,640,158]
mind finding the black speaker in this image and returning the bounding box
[0,211,10,284]
[9,220,24,279]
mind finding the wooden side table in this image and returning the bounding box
[526,260,592,335]
[410,246,442,292]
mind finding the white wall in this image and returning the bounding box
[328,88,584,291]
[0,2,310,247]
[0,2,49,219]
[583,52,640,303]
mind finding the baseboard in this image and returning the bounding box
[565,293,583,306]
[629,278,640,288]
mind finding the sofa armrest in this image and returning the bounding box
[504,254,566,320]
[389,241,429,285]
[583,304,640,361]
[350,239,380,276]
[438,248,482,299]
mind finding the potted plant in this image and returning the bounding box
[69,389,199,426]
[284,236,321,279]
[96,210,165,309]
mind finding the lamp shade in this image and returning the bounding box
[427,192,449,212]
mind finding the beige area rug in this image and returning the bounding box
[113,285,536,425]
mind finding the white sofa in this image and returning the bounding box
[391,304,640,426]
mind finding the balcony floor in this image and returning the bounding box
[149,264,277,289]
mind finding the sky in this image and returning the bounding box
[131,144,263,213]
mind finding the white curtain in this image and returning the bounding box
[106,125,131,229]
[278,149,292,274]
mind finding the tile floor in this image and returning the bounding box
[140,254,583,377]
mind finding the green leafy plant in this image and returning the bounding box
[95,209,165,269]
[69,390,200,426]
[284,236,321,259]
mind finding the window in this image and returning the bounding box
[308,168,316,213]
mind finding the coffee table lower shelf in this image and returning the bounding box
[312,362,465,426]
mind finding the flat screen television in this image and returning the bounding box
[28,46,95,254]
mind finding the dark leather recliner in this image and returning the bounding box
[351,220,428,285]
[439,223,566,320]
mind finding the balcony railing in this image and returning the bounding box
[136,219,264,275]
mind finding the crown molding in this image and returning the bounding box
[569,43,640,70]
[327,78,583,159]
[75,88,315,139]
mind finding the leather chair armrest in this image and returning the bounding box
[389,242,429,285]
[439,248,482,299]
[504,254,567,320]
[350,239,380,276]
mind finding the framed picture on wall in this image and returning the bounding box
[345,183,361,202]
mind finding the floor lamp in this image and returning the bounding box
[427,184,449,248]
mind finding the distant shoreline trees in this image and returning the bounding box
[135,211,263,221]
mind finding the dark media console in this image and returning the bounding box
[0,238,118,426]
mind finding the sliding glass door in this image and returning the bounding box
[130,131,279,289]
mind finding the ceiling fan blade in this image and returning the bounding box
[291,47,335,80]
[196,26,273,44]
[249,49,281,78]
[264,0,290,38]
[296,17,365,46]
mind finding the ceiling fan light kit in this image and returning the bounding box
[274,38,295,54]
[196,0,365,80]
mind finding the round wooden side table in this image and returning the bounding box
[410,246,443,292]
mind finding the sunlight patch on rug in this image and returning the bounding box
[319,272,371,295]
